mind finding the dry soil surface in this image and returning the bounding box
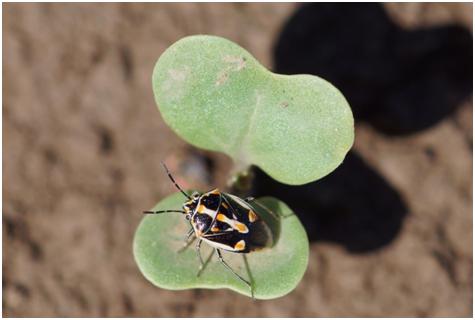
[3,3,473,317]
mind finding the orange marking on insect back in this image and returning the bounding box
[235,222,249,233]
[248,210,257,222]
[211,226,220,232]
[217,213,226,222]
[234,240,246,251]
[222,202,229,209]
[210,188,220,195]
[197,205,208,214]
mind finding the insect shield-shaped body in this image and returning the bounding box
[144,163,274,298]
[184,189,272,253]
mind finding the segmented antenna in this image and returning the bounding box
[161,161,192,200]
[143,210,185,214]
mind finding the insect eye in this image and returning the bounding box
[185,214,191,220]
[192,192,200,200]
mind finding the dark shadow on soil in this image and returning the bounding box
[274,3,472,136]
[252,3,473,253]
[252,153,407,253]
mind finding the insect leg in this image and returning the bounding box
[196,239,204,271]
[196,250,214,277]
[177,228,195,253]
[215,249,252,292]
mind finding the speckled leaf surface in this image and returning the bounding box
[133,192,309,299]
[153,35,354,185]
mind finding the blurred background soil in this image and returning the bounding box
[3,2,473,317]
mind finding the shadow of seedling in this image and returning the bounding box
[253,153,407,253]
[274,3,472,135]
[252,3,472,253]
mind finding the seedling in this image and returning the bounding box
[134,35,354,299]
[144,162,282,298]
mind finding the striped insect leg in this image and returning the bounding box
[215,249,252,296]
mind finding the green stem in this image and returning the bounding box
[227,163,254,197]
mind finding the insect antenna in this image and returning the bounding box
[143,209,185,214]
[161,161,192,200]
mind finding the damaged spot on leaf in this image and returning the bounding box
[153,35,354,185]
[223,55,246,71]
[216,71,229,86]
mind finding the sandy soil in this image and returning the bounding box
[3,3,472,317]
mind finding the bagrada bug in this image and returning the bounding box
[144,162,275,297]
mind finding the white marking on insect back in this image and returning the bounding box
[196,205,218,218]
[201,237,237,251]
[196,199,219,221]
[217,213,249,234]
[194,189,221,219]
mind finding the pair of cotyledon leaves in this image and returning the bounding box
[134,35,353,299]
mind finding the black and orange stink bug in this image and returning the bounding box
[144,163,274,297]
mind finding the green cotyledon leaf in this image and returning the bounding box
[133,192,309,299]
[152,35,354,185]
